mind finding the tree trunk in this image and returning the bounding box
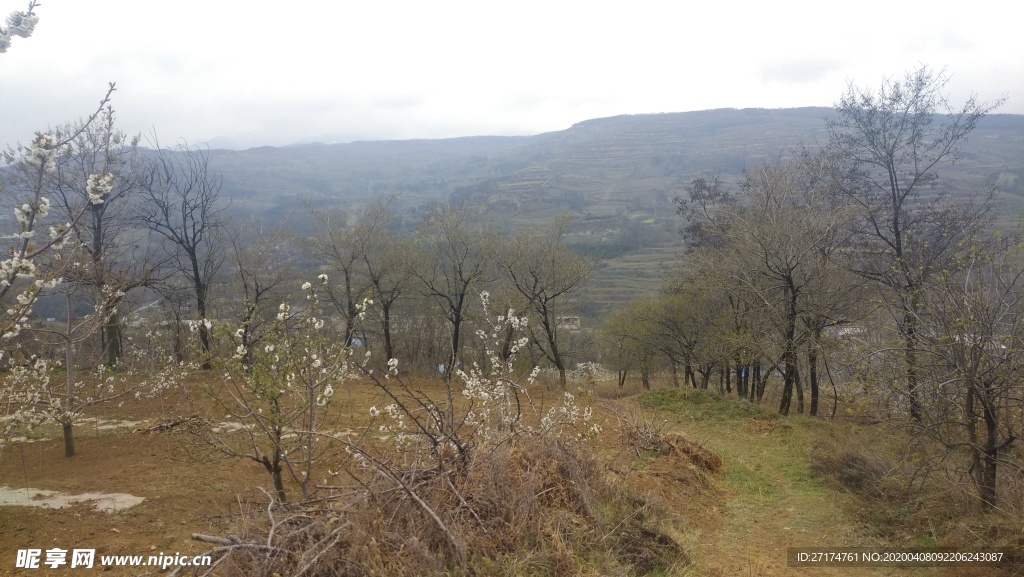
[64,313,76,458]
[194,266,212,370]
[263,447,287,503]
[747,362,756,401]
[976,380,1001,510]
[173,319,184,364]
[62,422,75,458]
[808,338,819,417]
[382,302,395,362]
[794,366,804,415]
[779,285,799,416]
[449,309,463,379]
[101,299,124,366]
[754,362,766,402]
[904,302,921,421]
[699,366,713,390]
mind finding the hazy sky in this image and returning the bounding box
[3,0,1022,149]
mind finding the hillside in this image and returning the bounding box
[208,108,1024,316]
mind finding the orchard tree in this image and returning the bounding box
[601,298,659,389]
[182,279,350,503]
[827,65,1004,421]
[1,85,116,347]
[47,105,162,365]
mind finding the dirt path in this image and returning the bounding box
[675,416,909,577]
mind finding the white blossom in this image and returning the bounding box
[86,173,115,205]
[25,132,57,172]
[5,9,38,38]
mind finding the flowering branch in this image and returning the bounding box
[1,83,117,347]
[0,1,38,54]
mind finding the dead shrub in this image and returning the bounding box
[657,434,723,474]
[182,434,687,577]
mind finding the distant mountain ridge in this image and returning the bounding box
[203,107,1023,313]
[209,107,1023,223]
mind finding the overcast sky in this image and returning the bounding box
[2,0,1022,149]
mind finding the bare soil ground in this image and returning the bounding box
[1,379,1019,576]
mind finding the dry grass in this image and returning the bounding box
[206,433,689,577]
[809,426,1024,576]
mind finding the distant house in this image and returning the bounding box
[825,325,867,338]
[556,316,581,331]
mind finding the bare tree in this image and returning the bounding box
[137,140,226,368]
[919,232,1024,510]
[827,65,1004,421]
[687,152,854,415]
[223,222,293,365]
[356,200,413,363]
[494,214,592,387]
[411,203,492,373]
[304,200,399,349]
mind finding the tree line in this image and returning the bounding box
[600,66,1019,511]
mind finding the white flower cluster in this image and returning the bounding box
[451,293,534,439]
[25,132,57,172]
[187,318,213,333]
[568,361,613,382]
[13,196,48,228]
[1,3,39,53]
[355,297,373,320]
[86,173,114,205]
[0,254,35,285]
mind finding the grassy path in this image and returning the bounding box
[636,390,915,576]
